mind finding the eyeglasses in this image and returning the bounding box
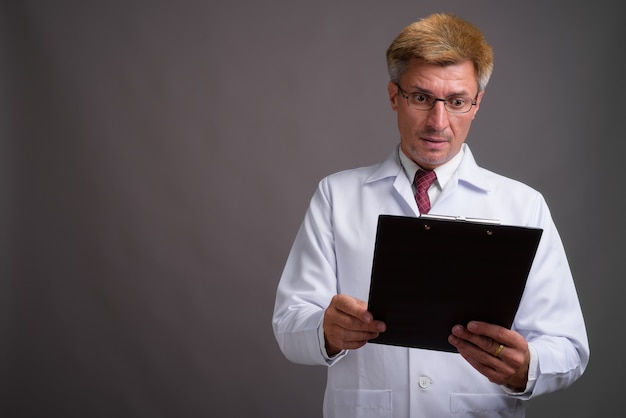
[395,83,478,114]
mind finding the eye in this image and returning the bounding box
[447,97,468,109]
[411,93,430,104]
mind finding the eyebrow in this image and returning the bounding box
[406,85,471,97]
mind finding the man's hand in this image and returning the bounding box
[323,294,386,356]
[448,321,530,392]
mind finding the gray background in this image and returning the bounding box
[1,1,623,417]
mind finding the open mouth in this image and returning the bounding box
[421,137,448,147]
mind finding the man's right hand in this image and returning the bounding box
[323,294,386,356]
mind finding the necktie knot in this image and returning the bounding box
[414,169,437,214]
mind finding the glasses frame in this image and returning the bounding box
[395,83,478,114]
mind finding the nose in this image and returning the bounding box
[425,100,449,131]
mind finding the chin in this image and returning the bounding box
[414,153,450,169]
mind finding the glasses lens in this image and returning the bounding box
[406,92,435,110]
[444,97,473,113]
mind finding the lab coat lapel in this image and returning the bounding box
[434,144,492,210]
[365,146,419,216]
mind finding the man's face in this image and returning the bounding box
[388,58,484,170]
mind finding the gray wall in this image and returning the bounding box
[2,1,623,417]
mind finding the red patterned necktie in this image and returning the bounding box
[414,169,437,214]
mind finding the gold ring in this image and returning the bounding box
[493,344,504,358]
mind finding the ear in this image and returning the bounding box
[387,81,399,111]
[471,90,485,120]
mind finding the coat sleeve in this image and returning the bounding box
[512,194,590,398]
[272,177,344,366]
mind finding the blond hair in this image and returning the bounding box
[386,14,494,91]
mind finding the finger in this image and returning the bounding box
[466,321,521,348]
[458,349,510,385]
[450,324,528,376]
[493,343,505,358]
[449,334,517,386]
[449,321,531,389]
[332,294,373,323]
[324,317,381,352]
[450,324,496,355]
[331,295,386,332]
[452,322,516,357]
[449,329,500,363]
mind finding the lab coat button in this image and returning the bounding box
[418,376,431,389]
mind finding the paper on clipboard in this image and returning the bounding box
[367,214,543,352]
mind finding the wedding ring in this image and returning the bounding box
[493,344,504,358]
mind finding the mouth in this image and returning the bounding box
[420,136,449,148]
[422,137,446,143]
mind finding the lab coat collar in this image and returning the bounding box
[455,144,493,193]
[365,146,405,184]
[365,143,493,193]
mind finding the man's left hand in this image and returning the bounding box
[448,321,530,392]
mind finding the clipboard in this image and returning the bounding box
[367,214,543,352]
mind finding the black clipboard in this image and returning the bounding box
[367,214,543,352]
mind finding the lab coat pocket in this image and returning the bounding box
[332,389,392,418]
[450,393,523,417]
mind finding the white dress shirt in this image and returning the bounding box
[398,145,463,211]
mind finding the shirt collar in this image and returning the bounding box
[398,146,465,191]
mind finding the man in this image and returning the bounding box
[272,13,589,417]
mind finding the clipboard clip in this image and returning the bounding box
[419,213,501,225]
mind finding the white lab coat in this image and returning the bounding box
[272,144,589,417]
